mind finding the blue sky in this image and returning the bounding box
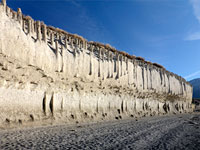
[7,0,200,81]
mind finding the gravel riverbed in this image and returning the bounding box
[0,113,200,150]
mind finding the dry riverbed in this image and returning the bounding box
[0,113,200,150]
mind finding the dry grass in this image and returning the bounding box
[48,26,56,32]
[89,41,108,49]
[89,42,139,59]
[129,55,136,59]
[12,11,17,17]
[119,51,135,59]
[55,28,68,35]
[135,56,145,61]
[89,42,117,52]
[9,8,14,13]
[119,51,128,56]
[23,15,32,20]
[105,44,116,52]
[71,34,86,42]
[145,61,153,65]
[47,26,86,43]
[153,63,165,69]
[36,20,41,26]
[10,9,16,15]
[40,21,45,26]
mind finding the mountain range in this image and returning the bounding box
[189,78,200,99]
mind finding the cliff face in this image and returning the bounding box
[0,2,193,127]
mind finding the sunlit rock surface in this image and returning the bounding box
[0,1,193,127]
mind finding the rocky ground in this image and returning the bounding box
[0,113,199,150]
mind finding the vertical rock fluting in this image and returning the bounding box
[36,21,41,42]
[0,3,193,127]
[27,19,31,34]
[42,23,47,43]
[2,0,6,11]
[17,8,22,26]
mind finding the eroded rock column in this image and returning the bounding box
[107,50,111,78]
[98,47,101,78]
[27,18,32,34]
[102,49,105,80]
[89,45,94,76]
[116,53,120,79]
[65,35,68,48]
[120,55,123,77]
[6,6,10,17]
[55,40,62,72]
[50,31,54,47]
[84,41,87,50]
[110,52,114,78]
[42,23,47,43]
[17,8,22,27]
[31,18,34,34]
[55,40,59,58]
[2,0,6,12]
[36,21,41,42]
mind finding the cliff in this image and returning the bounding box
[0,1,193,127]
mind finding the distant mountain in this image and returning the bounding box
[189,78,200,98]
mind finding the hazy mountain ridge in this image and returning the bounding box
[189,78,200,98]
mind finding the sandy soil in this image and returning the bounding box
[0,113,200,150]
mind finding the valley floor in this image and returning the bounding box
[0,113,200,150]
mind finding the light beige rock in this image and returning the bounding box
[0,3,193,128]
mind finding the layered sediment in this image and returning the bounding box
[0,1,193,127]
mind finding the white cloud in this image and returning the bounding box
[184,70,200,80]
[185,31,200,40]
[185,0,200,41]
[190,0,200,23]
